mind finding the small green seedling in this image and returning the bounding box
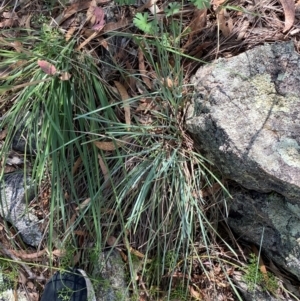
[190,0,210,9]
[165,3,181,17]
[133,13,156,34]
[243,253,278,293]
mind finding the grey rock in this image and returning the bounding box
[186,41,300,201]
[12,130,37,154]
[227,185,300,283]
[0,290,28,301]
[0,172,42,247]
[93,249,128,301]
[185,41,300,283]
[12,112,38,154]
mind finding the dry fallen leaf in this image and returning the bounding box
[103,18,129,33]
[135,98,154,113]
[93,136,130,151]
[189,285,202,299]
[59,71,72,81]
[37,60,57,75]
[19,14,31,28]
[72,156,82,175]
[198,181,224,198]
[212,0,227,8]
[0,11,18,28]
[92,6,106,30]
[0,19,15,28]
[279,0,295,32]
[183,9,207,50]
[3,12,18,19]
[86,0,105,30]
[99,38,109,50]
[73,250,82,266]
[217,8,231,37]
[76,198,91,210]
[98,154,109,183]
[57,1,93,25]
[114,81,131,127]
[86,0,97,20]
[236,20,250,40]
[125,61,136,92]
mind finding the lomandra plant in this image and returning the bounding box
[75,19,235,299]
[0,25,110,262]
[0,11,235,301]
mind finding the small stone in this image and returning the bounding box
[0,172,42,247]
[93,249,128,301]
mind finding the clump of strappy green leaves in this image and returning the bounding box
[0,4,238,300]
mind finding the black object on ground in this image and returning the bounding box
[40,269,87,301]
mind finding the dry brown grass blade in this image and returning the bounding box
[138,48,152,90]
[72,156,82,175]
[77,30,99,50]
[125,61,137,93]
[279,0,295,32]
[0,242,35,279]
[10,248,47,260]
[114,81,131,127]
[0,38,32,56]
[65,25,77,41]
[98,153,109,183]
